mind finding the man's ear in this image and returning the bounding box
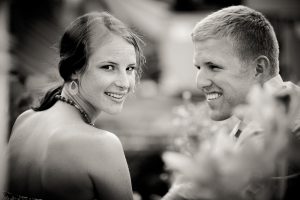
[254,55,270,77]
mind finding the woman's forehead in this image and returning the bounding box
[90,34,136,63]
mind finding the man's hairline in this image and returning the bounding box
[191,35,253,63]
[191,35,280,80]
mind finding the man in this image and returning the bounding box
[163,5,300,200]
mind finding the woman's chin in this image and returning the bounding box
[104,106,123,115]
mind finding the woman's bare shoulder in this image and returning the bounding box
[53,125,121,147]
[44,125,132,200]
[42,126,126,195]
[18,109,35,118]
[12,109,35,127]
[9,109,37,140]
[45,126,124,167]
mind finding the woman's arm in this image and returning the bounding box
[85,131,133,200]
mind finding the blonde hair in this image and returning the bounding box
[192,5,279,76]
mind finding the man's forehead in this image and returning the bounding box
[194,38,237,54]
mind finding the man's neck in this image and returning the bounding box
[263,74,284,94]
[232,74,284,137]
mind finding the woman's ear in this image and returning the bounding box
[254,55,270,78]
[70,71,80,80]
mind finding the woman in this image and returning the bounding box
[5,12,145,200]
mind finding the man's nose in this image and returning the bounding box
[196,69,212,90]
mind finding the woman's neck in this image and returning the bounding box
[61,87,99,125]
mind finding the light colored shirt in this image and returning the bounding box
[230,74,285,141]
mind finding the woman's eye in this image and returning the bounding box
[194,65,201,70]
[101,65,114,71]
[127,66,137,72]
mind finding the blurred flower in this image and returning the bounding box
[171,100,235,155]
[163,84,300,200]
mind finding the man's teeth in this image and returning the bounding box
[206,93,221,101]
[106,92,124,99]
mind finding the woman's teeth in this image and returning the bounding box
[105,92,124,99]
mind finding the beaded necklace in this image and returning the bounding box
[55,95,94,126]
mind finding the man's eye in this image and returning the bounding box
[194,65,201,70]
[209,65,221,71]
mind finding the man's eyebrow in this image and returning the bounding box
[204,61,216,66]
[205,61,217,66]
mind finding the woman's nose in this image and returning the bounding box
[115,72,130,90]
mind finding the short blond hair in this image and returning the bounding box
[192,5,279,76]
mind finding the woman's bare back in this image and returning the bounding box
[7,107,133,200]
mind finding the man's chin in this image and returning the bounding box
[209,110,231,121]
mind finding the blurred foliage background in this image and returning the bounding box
[1,0,300,199]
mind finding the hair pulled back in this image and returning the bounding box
[33,12,145,111]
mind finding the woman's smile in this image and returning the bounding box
[104,91,128,103]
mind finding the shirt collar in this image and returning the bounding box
[232,74,284,137]
[263,74,284,94]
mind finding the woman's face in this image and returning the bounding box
[79,34,137,114]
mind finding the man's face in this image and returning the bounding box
[193,38,258,121]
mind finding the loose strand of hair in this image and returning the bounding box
[31,85,63,111]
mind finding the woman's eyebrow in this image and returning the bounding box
[96,61,137,66]
[96,61,118,65]
[128,63,137,66]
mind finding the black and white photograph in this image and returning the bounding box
[0,0,300,199]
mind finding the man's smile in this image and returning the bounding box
[206,92,222,101]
